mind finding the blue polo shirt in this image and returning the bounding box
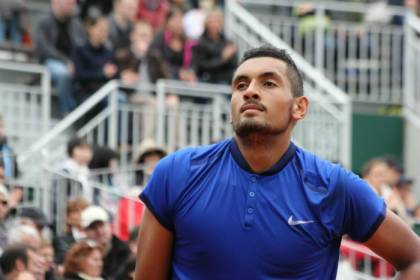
[140,138,386,279]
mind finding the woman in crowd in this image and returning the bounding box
[150,8,196,82]
[63,241,103,280]
[72,7,117,106]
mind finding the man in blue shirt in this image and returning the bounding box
[135,46,420,279]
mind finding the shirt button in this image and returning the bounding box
[251,176,256,182]
[249,191,255,197]
[247,207,254,214]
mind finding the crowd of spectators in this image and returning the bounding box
[1,0,235,116]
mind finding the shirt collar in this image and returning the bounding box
[229,138,296,176]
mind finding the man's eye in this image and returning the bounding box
[236,82,248,90]
[264,81,277,87]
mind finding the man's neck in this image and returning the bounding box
[235,133,292,174]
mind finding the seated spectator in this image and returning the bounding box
[60,138,93,200]
[63,241,103,280]
[39,241,57,280]
[133,138,167,186]
[81,205,131,280]
[136,0,169,31]
[150,7,196,82]
[0,245,36,280]
[34,0,86,115]
[192,8,237,84]
[0,0,29,45]
[79,0,114,19]
[183,0,216,40]
[0,184,9,252]
[108,0,138,51]
[114,20,169,86]
[0,115,19,179]
[53,198,89,265]
[7,224,47,280]
[72,7,117,106]
[17,207,50,237]
[395,176,417,214]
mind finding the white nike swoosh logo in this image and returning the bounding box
[288,216,314,226]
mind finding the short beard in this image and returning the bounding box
[232,117,291,140]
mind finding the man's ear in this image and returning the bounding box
[291,96,309,121]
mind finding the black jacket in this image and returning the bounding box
[34,12,86,63]
[192,32,237,84]
[102,235,131,280]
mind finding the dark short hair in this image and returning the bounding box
[67,137,90,157]
[238,46,303,97]
[0,245,28,274]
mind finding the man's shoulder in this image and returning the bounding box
[164,139,231,168]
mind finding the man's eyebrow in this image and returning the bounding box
[232,74,249,83]
[260,71,283,80]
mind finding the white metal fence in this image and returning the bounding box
[226,0,352,167]
[240,0,405,105]
[0,61,51,154]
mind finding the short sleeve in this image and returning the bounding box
[336,167,387,242]
[139,155,175,231]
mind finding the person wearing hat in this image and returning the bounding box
[17,207,50,236]
[133,138,167,186]
[81,205,131,280]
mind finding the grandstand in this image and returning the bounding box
[0,0,420,279]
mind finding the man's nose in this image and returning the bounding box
[243,81,260,100]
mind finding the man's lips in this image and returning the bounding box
[240,103,265,113]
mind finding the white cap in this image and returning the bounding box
[81,205,109,228]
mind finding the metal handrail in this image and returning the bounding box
[0,61,51,134]
[18,80,119,164]
[240,0,407,16]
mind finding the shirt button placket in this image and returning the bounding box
[244,175,258,228]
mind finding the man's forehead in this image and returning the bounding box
[234,57,287,79]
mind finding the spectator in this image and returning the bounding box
[63,241,103,280]
[34,0,85,115]
[72,7,117,106]
[0,245,36,280]
[0,184,9,252]
[183,0,216,40]
[192,8,237,84]
[136,0,169,31]
[151,8,196,82]
[81,205,131,280]
[395,176,417,214]
[108,0,138,51]
[39,241,57,280]
[0,116,19,179]
[0,0,29,45]
[133,138,167,186]
[79,0,114,19]
[61,138,93,200]
[114,20,169,86]
[17,207,50,237]
[53,198,89,265]
[7,224,46,280]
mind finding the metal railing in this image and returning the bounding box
[339,239,394,279]
[0,61,51,154]
[226,0,352,167]
[240,0,406,105]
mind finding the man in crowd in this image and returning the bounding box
[81,205,131,280]
[34,0,85,115]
